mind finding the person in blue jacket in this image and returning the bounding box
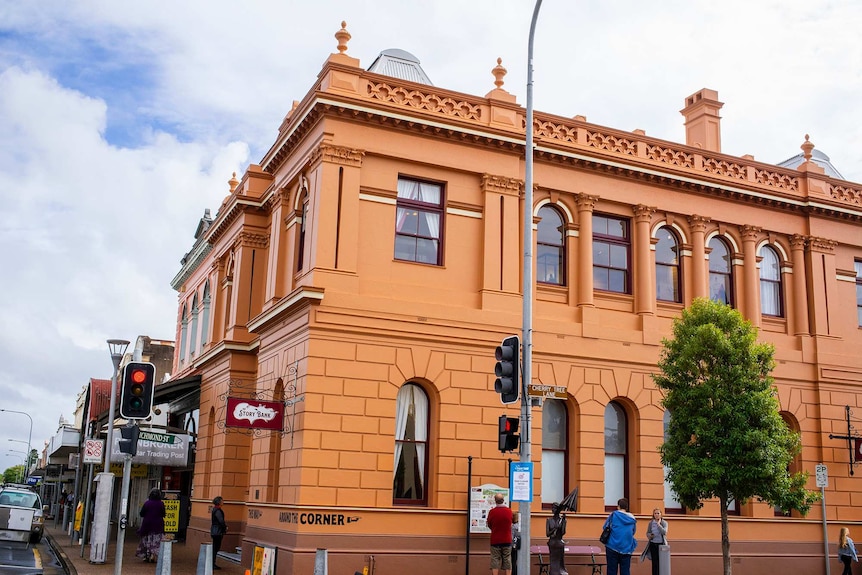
[602,498,638,575]
[839,527,858,575]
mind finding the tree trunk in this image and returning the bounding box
[720,494,731,575]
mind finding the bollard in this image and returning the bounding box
[156,539,173,575]
[197,542,213,575]
[313,548,328,575]
[659,544,671,575]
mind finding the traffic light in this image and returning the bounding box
[494,335,520,404]
[120,361,156,419]
[498,415,519,452]
[118,423,140,456]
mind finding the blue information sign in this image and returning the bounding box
[509,462,533,502]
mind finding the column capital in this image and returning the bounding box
[481,174,523,196]
[633,204,656,223]
[739,224,762,242]
[790,234,807,250]
[687,214,710,232]
[808,236,837,254]
[575,193,598,211]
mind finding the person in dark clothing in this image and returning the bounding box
[211,496,227,570]
[135,489,166,563]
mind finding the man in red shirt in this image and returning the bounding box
[486,493,514,575]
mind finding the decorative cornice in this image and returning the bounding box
[234,231,269,250]
[808,236,837,253]
[247,286,326,333]
[481,174,522,196]
[310,143,365,167]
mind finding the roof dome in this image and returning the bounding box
[367,49,433,85]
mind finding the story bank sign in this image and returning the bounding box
[111,431,191,466]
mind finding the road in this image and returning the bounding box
[0,537,65,574]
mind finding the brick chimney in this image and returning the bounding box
[680,88,723,153]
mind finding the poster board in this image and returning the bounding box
[469,484,508,534]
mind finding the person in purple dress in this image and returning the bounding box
[135,489,166,563]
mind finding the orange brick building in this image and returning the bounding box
[169,23,862,575]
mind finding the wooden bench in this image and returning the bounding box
[530,544,605,575]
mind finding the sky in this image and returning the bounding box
[0,0,860,471]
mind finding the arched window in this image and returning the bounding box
[775,412,801,517]
[200,282,211,346]
[297,189,308,271]
[708,237,734,306]
[663,411,683,512]
[541,399,568,506]
[856,261,862,327]
[537,206,565,285]
[179,304,188,364]
[604,402,628,508]
[189,294,199,358]
[760,246,783,317]
[394,383,429,505]
[655,227,682,302]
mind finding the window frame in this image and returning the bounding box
[393,382,430,506]
[604,401,629,510]
[593,214,632,295]
[855,260,862,327]
[708,236,735,307]
[655,226,683,303]
[759,245,784,317]
[541,398,569,508]
[394,176,445,266]
[537,205,566,286]
[662,410,685,514]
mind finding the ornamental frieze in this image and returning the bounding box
[310,143,364,167]
[366,82,482,121]
[481,174,522,195]
[234,232,269,250]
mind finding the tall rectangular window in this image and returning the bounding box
[856,260,862,327]
[593,214,630,294]
[395,177,444,265]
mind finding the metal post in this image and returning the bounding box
[822,486,830,575]
[520,3,543,575]
[1,410,32,482]
[114,453,133,575]
[80,462,95,556]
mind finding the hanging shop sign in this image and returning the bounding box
[110,432,191,467]
[225,398,284,431]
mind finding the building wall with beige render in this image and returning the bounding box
[167,22,862,575]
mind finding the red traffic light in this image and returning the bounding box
[120,361,156,419]
[131,369,147,384]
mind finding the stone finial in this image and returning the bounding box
[492,58,507,89]
[228,172,239,194]
[335,21,351,54]
[801,134,814,161]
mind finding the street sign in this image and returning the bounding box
[83,439,104,465]
[815,463,828,488]
[527,384,567,399]
[510,462,533,502]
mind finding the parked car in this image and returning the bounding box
[0,484,44,543]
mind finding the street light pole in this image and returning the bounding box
[90,339,129,565]
[521,3,543,575]
[7,450,27,483]
[1,409,33,482]
[104,339,130,472]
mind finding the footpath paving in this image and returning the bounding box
[44,522,247,575]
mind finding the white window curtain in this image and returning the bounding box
[604,402,626,506]
[189,295,199,357]
[394,384,428,491]
[541,399,567,504]
[663,411,682,508]
[179,306,188,363]
[200,282,211,346]
[759,247,781,315]
[396,179,441,240]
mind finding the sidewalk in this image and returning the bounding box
[44,522,247,575]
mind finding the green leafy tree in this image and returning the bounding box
[654,298,819,575]
[3,465,24,484]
